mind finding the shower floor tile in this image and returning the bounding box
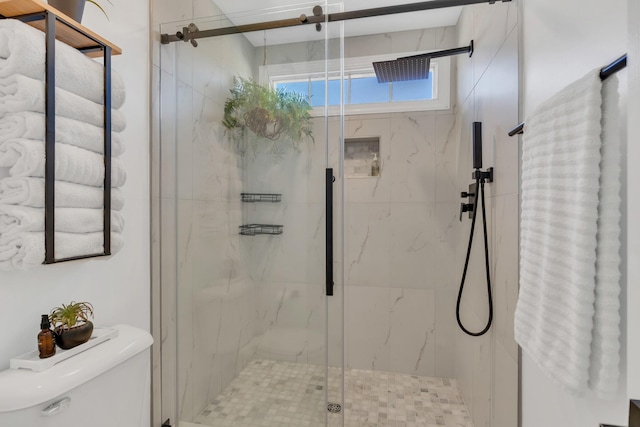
[192,360,473,427]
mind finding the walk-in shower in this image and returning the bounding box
[155,1,519,426]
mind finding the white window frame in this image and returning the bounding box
[261,52,451,116]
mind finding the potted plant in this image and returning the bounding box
[48,0,109,23]
[49,301,94,350]
[223,77,314,156]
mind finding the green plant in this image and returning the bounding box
[223,77,314,156]
[88,0,113,20]
[49,301,94,331]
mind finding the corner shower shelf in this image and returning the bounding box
[239,224,283,236]
[241,193,282,203]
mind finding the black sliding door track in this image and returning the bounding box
[161,0,511,44]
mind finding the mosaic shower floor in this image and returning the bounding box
[192,360,473,427]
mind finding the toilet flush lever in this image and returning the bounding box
[41,397,71,417]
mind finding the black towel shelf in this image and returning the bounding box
[0,2,122,264]
[239,224,284,236]
[241,193,282,203]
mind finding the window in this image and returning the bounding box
[262,53,451,115]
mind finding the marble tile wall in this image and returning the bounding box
[342,113,461,380]
[256,26,463,381]
[453,2,519,427]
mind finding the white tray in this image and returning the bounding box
[10,327,119,372]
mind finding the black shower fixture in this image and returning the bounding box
[373,41,474,83]
[373,56,432,84]
[456,122,494,337]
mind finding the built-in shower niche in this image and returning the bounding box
[345,137,381,178]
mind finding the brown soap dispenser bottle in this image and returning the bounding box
[38,314,56,359]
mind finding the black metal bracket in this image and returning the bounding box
[5,9,114,264]
[399,40,474,61]
[176,23,199,47]
[473,167,493,183]
[313,5,323,32]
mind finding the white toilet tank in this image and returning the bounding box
[0,324,153,427]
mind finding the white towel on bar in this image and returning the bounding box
[0,139,126,187]
[0,75,126,131]
[0,177,124,209]
[0,231,124,270]
[0,19,126,109]
[589,75,623,399]
[515,69,604,396]
[0,205,124,234]
[0,112,124,156]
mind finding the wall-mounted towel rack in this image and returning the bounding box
[0,0,122,264]
[508,54,627,137]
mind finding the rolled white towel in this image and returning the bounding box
[0,112,124,156]
[0,231,124,270]
[0,75,126,131]
[0,177,124,209]
[0,19,126,108]
[0,139,126,187]
[0,205,124,234]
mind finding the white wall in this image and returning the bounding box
[521,0,629,425]
[0,0,151,421]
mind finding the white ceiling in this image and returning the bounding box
[209,0,462,46]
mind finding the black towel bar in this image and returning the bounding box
[508,54,627,137]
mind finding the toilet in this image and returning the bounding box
[0,324,153,427]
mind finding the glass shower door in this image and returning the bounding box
[158,3,344,426]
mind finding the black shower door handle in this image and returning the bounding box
[326,168,334,296]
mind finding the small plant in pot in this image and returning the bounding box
[49,301,94,350]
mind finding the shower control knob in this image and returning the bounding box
[460,203,474,221]
[461,191,475,198]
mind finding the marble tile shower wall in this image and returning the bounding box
[258,26,462,379]
[342,113,461,379]
[152,1,260,424]
[453,3,519,427]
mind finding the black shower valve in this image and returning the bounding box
[461,191,475,198]
[460,203,474,221]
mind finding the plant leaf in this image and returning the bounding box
[86,0,109,20]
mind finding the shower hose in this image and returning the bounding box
[456,172,493,337]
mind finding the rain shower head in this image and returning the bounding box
[373,41,475,83]
[372,56,431,83]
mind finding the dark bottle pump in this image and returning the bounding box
[38,314,56,359]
